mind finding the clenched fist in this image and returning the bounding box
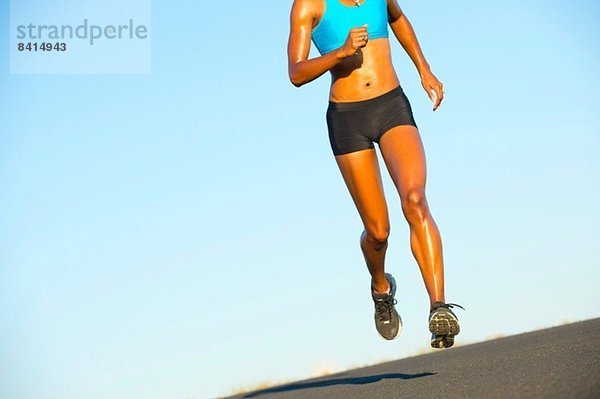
[338,24,369,59]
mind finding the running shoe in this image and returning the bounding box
[371,273,402,340]
[429,301,464,348]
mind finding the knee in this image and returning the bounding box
[401,189,429,221]
[362,224,390,247]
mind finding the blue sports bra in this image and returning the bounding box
[311,0,389,55]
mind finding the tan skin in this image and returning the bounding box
[287,0,446,307]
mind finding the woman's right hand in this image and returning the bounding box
[338,25,369,59]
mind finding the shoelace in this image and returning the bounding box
[375,297,398,322]
[430,302,465,313]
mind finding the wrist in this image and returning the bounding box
[418,64,432,78]
[335,46,352,61]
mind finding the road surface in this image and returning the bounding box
[224,318,600,399]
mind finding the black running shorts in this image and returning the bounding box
[326,85,418,156]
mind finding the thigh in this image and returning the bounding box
[377,125,427,199]
[327,107,376,156]
[334,148,390,231]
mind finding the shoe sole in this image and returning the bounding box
[431,334,455,348]
[429,312,460,349]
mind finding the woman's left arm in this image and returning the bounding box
[387,0,444,111]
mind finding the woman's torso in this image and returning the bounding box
[311,0,400,102]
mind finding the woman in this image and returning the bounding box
[287,0,463,348]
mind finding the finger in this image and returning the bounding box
[352,34,369,46]
[351,29,368,37]
[427,88,435,102]
[433,85,443,110]
[352,37,366,46]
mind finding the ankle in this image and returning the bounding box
[372,280,391,295]
[429,299,447,311]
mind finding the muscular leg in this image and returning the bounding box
[378,126,445,306]
[334,148,391,294]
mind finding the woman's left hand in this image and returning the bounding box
[420,71,444,111]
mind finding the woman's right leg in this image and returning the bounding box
[334,148,391,294]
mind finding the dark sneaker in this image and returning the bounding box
[371,273,402,340]
[429,302,464,349]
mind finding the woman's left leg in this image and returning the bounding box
[377,125,445,307]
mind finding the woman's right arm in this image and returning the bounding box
[287,0,367,87]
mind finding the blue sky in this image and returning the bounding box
[1,1,599,398]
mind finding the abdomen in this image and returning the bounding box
[329,38,400,102]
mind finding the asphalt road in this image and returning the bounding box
[224,318,600,399]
